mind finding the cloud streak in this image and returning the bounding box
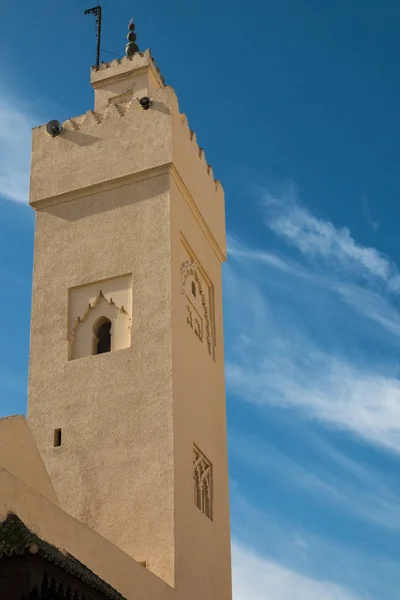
[0,89,40,204]
[226,191,400,598]
[261,190,400,292]
[232,541,365,600]
[230,489,397,600]
[226,289,400,453]
[225,231,400,453]
[228,234,400,343]
[227,343,400,454]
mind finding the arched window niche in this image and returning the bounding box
[68,287,132,361]
[92,317,112,355]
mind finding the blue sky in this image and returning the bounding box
[2,1,400,598]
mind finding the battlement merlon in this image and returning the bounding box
[90,50,165,112]
[29,53,226,261]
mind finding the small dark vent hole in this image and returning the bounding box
[191,281,196,297]
[54,429,62,447]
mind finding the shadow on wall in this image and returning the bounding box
[60,129,100,147]
[41,173,170,222]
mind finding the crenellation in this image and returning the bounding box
[62,119,78,131]
[71,113,86,127]
[197,146,209,174]
[32,82,224,260]
[94,57,122,71]
[147,49,166,86]
[93,51,147,72]
[103,103,124,121]
[55,87,220,190]
[176,113,219,188]
[172,90,226,258]
[91,50,165,90]
[81,110,101,128]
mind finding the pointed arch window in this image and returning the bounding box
[93,317,112,355]
[68,278,132,361]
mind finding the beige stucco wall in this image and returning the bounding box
[29,86,173,208]
[0,415,59,505]
[0,468,173,600]
[170,177,232,600]
[90,51,163,112]
[30,79,225,268]
[28,175,175,584]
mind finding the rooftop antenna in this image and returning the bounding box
[84,2,102,69]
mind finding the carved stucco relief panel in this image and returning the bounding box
[180,239,215,358]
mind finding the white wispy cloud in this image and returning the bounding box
[261,190,400,292]
[226,196,400,597]
[230,490,396,600]
[232,541,364,600]
[0,89,40,203]
[228,234,400,342]
[226,311,400,454]
[227,348,400,454]
[335,280,400,339]
[224,248,400,453]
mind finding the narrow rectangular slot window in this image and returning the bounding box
[54,428,62,447]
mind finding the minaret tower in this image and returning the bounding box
[28,21,231,599]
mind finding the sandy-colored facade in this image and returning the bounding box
[0,41,231,600]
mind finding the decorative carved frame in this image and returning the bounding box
[181,261,213,357]
[68,290,131,359]
[69,290,129,340]
[193,445,213,520]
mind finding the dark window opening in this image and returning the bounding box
[54,429,62,447]
[94,318,112,355]
[191,281,196,297]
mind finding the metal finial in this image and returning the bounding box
[125,18,139,57]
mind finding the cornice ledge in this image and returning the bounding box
[91,65,150,89]
[29,163,226,263]
[29,164,172,210]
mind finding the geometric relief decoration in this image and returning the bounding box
[67,274,132,361]
[193,445,213,520]
[180,242,215,358]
